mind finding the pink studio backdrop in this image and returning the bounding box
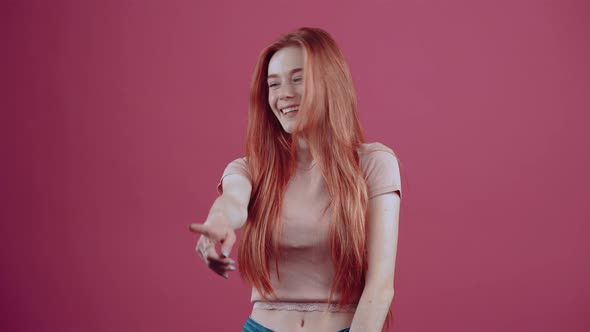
[3,0,589,331]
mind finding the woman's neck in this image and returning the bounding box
[296,137,314,168]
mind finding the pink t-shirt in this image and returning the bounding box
[216,142,402,311]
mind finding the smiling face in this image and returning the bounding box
[267,46,305,134]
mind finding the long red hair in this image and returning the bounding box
[239,27,377,312]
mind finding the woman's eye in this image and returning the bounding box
[293,77,303,82]
[269,82,279,88]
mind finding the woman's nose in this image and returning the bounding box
[279,83,295,99]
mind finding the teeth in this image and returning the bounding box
[281,106,299,114]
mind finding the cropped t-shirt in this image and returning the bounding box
[216,142,402,312]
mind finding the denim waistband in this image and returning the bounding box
[242,316,273,332]
[242,316,350,332]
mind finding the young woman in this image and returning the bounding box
[189,27,402,332]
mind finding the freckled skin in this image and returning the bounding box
[267,46,305,134]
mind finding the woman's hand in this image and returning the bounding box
[188,214,237,279]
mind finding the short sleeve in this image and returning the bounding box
[216,157,250,195]
[361,144,402,199]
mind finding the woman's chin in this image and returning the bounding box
[280,123,295,134]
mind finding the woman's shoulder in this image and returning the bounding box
[358,142,397,157]
[237,156,248,164]
[357,142,403,198]
[357,141,401,176]
[226,156,248,166]
[221,156,250,176]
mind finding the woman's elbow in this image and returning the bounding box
[365,279,395,298]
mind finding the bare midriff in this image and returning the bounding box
[250,308,354,331]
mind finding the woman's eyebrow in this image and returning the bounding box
[267,68,303,79]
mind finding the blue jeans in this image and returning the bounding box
[242,316,350,332]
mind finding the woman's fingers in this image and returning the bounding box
[190,223,236,258]
[196,236,235,277]
[208,260,237,279]
[195,236,215,264]
[205,244,235,265]
[220,229,236,258]
[189,223,229,242]
[212,267,228,279]
[190,223,236,279]
[209,257,236,279]
[188,223,220,240]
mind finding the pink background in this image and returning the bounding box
[3,0,589,331]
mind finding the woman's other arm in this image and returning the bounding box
[349,191,400,331]
[188,173,252,278]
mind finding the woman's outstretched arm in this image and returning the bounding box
[188,173,252,278]
[206,173,252,231]
[350,191,401,331]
